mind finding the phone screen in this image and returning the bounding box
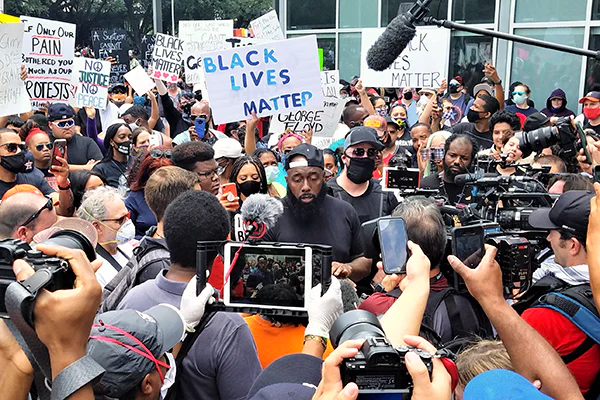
[378,217,408,275]
[594,165,600,183]
[194,117,206,139]
[452,226,485,268]
[384,168,420,190]
[51,140,67,167]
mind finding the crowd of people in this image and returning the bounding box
[1,44,600,400]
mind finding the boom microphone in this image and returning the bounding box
[240,194,284,239]
[366,0,433,71]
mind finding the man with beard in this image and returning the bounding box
[419,134,477,205]
[264,143,370,281]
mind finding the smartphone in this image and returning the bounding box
[594,165,600,183]
[452,225,485,269]
[194,117,206,139]
[377,217,408,275]
[148,133,161,147]
[50,139,67,168]
[576,123,593,165]
[383,167,420,191]
[221,182,238,201]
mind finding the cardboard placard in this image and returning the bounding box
[140,35,155,69]
[250,10,284,41]
[321,70,339,98]
[151,33,183,83]
[91,29,129,85]
[0,23,31,116]
[21,16,76,107]
[70,58,111,109]
[202,35,323,124]
[124,65,155,95]
[360,27,450,88]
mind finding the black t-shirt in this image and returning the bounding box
[0,169,55,199]
[420,172,470,205]
[584,120,600,137]
[51,134,103,165]
[264,194,365,263]
[327,179,399,224]
[93,159,128,189]
[450,122,493,151]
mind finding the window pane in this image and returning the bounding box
[340,0,378,28]
[452,0,495,24]
[585,28,600,93]
[287,0,335,30]
[449,31,493,95]
[381,0,448,26]
[511,28,583,112]
[339,33,361,82]
[594,0,600,20]
[287,33,336,71]
[515,0,586,23]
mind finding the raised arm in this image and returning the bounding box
[147,90,159,130]
[355,79,376,116]
[587,182,600,312]
[83,107,106,153]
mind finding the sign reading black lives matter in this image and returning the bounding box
[92,29,129,85]
[151,33,184,83]
[21,16,76,108]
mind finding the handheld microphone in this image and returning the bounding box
[366,0,434,71]
[240,194,284,240]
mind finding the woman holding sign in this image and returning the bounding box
[93,123,133,190]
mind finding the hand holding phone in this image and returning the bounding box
[452,226,485,269]
[50,139,67,169]
[194,117,206,139]
[221,182,238,202]
[378,217,408,275]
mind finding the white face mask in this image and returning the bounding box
[115,219,135,245]
[160,352,176,399]
[264,165,279,185]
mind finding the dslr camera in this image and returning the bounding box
[330,310,433,396]
[519,116,589,161]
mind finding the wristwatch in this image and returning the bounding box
[492,79,502,86]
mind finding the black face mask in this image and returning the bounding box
[115,141,131,156]
[403,92,413,101]
[346,157,375,184]
[467,109,483,123]
[449,86,460,94]
[238,180,262,197]
[0,152,27,173]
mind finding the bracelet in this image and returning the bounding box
[57,178,71,191]
[492,79,502,86]
[51,355,104,400]
[304,334,327,349]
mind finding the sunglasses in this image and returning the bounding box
[52,119,75,129]
[197,165,225,178]
[101,211,130,225]
[35,142,54,152]
[190,114,208,120]
[1,142,27,153]
[21,197,53,227]
[512,91,526,96]
[348,148,379,159]
[149,148,172,159]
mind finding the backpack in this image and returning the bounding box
[99,237,171,312]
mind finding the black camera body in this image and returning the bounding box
[486,233,531,291]
[519,116,581,159]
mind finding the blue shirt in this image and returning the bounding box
[124,189,157,239]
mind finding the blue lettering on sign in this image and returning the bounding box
[242,91,314,117]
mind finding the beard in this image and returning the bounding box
[286,183,328,224]
[442,159,466,182]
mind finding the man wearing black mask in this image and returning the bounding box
[264,143,370,281]
[420,134,477,205]
[450,94,500,151]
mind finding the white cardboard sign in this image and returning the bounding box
[124,65,156,95]
[250,10,284,41]
[0,23,31,116]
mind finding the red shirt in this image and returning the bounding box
[522,307,600,394]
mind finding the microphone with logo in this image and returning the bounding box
[240,193,284,241]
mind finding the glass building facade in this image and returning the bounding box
[277,0,599,111]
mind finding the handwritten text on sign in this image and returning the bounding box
[92,29,129,85]
[202,36,323,124]
[71,58,110,109]
[250,10,284,41]
[360,27,450,88]
[151,33,183,83]
[21,16,76,107]
[0,23,31,116]
[321,70,339,98]
[269,96,346,138]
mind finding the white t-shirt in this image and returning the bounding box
[95,244,134,288]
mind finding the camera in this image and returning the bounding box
[0,230,96,316]
[330,310,433,395]
[519,117,587,161]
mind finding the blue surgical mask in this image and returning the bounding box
[265,165,279,185]
[513,93,528,106]
[133,96,146,105]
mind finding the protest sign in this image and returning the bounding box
[321,70,339,98]
[202,35,323,124]
[250,10,284,41]
[70,57,110,109]
[21,16,76,107]
[151,33,184,83]
[0,23,31,116]
[92,28,129,85]
[360,27,450,88]
[180,20,233,84]
[140,35,155,68]
[124,65,155,95]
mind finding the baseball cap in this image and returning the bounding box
[464,369,553,400]
[87,304,185,398]
[1,184,44,202]
[528,190,594,237]
[578,91,600,104]
[523,112,550,132]
[47,103,75,122]
[473,83,494,97]
[343,126,385,152]
[109,83,127,93]
[247,353,323,400]
[450,76,463,86]
[284,143,324,170]
[213,137,243,159]
[386,115,400,129]
[364,115,388,137]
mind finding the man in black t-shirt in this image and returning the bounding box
[264,143,371,281]
[451,94,499,151]
[420,134,477,205]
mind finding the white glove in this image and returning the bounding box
[305,277,343,339]
[180,277,215,332]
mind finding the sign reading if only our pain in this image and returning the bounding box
[151,33,183,83]
[71,58,111,109]
[202,35,323,125]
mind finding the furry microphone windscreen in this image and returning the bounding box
[240,194,284,230]
[366,15,417,72]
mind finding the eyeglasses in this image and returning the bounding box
[0,142,27,154]
[149,148,172,159]
[101,211,130,225]
[197,166,225,178]
[512,91,526,96]
[21,197,53,227]
[35,142,54,152]
[190,114,208,120]
[52,119,75,129]
[347,148,379,159]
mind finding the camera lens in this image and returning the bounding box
[43,230,96,262]
[519,127,558,158]
[330,310,386,348]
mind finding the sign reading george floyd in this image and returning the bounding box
[202,35,323,124]
[360,27,450,88]
[151,33,183,83]
[91,28,129,85]
[21,16,76,107]
[70,58,110,109]
[269,96,346,139]
[0,23,32,116]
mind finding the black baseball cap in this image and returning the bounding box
[87,304,185,397]
[343,126,385,152]
[47,103,75,121]
[523,112,550,132]
[386,115,400,129]
[109,83,127,93]
[528,190,594,236]
[284,143,324,170]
